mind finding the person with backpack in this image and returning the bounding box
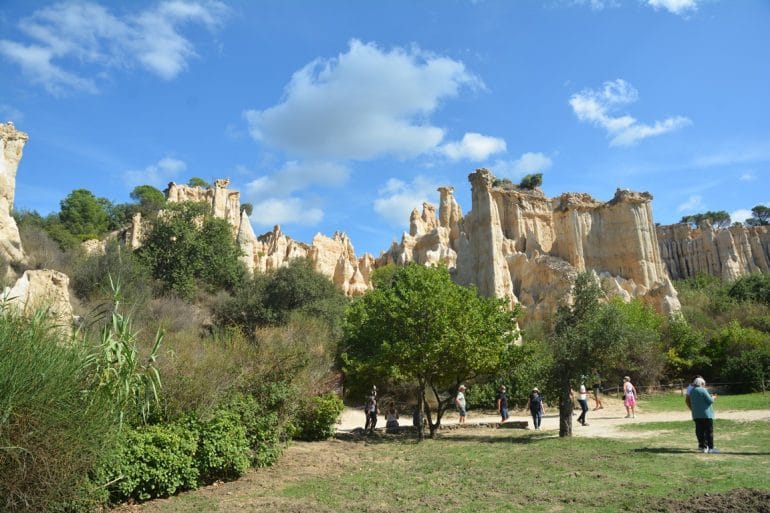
[496,385,509,422]
[527,387,546,430]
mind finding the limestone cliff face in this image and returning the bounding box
[381,168,680,319]
[4,270,74,328]
[0,122,29,278]
[1,123,74,329]
[163,182,374,296]
[657,222,770,281]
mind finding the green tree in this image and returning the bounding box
[549,273,626,437]
[519,173,543,189]
[136,202,245,300]
[681,211,731,229]
[342,264,518,439]
[188,177,209,188]
[746,205,770,226]
[59,189,111,241]
[130,185,166,216]
[240,203,253,216]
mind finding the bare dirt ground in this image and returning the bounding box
[337,397,770,439]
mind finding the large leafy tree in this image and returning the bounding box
[58,188,111,241]
[136,202,245,299]
[549,272,627,437]
[342,264,518,439]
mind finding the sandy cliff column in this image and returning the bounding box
[0,122,29,278]
[457,169,515,303]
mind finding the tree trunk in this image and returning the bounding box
[416,383,425,441]
[559,382,573,437]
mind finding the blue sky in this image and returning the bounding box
[1,0,768,256]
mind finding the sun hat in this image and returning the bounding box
[459,384,466,390]
[532,387,539,392]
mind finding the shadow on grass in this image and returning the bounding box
[633,447,770,456]
[335,429,551,445]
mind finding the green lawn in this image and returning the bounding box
[119,411,770,513]
[638,390,770,413]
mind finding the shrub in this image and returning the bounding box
[222,392,287,467]
[106,422,199,502]
[293,393,344,441]
[519,173,543,189]
[0,308,118,513]
[722,348,770,393]
[729,272,770,306]
[191,411,251,482]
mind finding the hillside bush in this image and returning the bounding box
[0,308,118,513]
[293,393,344,441]
[222,392,287,467]
[722,348,770,393]
[729,272,770,306]
[189,412,251,483]
[106,422,199,502]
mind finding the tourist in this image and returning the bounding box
[685,374,703,411]
[385,403,400,434]
[527,387,545,430]
[623,376,638,418]
[455,384,467,424]
[496,385,509,422]
[689,377,718,453]
[364,387,378,433]
[591,368,604,410]
[577,382,589,426]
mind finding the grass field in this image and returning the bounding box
[114,395,770,513]
[638,390,770,413]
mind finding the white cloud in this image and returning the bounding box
[441,132,507,161]
[124,157,187,188]
[246,161,350,198]
[569,79,690,146]
[0,104,24,123]
[740,172,755,182]
[677,195,704,213]
[0,1,228,94]
[249,197,323,228]
[373,175,441,227]
[244,39,482,160]
[493,152,553,179]
[646,0,698,16]
[730,209,752,224]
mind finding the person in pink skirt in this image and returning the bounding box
[623,376,638,418]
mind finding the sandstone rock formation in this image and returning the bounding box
[657,222,770,281]
[380,168,681,320]
[162,182,374,295]
[0,122,29,279]
[3,269,74,328]
[1,123,75,329]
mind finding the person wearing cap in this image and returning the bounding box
[455,385,467,424]
[496,385,509,422]
[690,377,718,453]
[526,387,545,430]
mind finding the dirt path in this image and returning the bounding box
[337,397,770,439]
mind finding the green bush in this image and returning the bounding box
[293,393,344,441]
[106,422,199,502]
[191,412,251,482]
[464,382,498,410]
[729,272,770,306]
[0,308,119,513]
[222,392,287,467]
[722,348,770,393]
